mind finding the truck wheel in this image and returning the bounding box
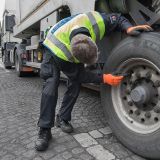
[15,53,24,77]
[101,33,160,159]
[2,53,12,69]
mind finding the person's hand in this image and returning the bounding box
[127,25,153,36]
[103,74,124,86]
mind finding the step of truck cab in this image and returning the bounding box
[25,62,41,68]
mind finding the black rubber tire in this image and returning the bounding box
[2,53,12,69]
[101,33,160,159]
[5,66,12,69]
[15,52,25,77]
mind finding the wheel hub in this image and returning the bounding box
[130,78,158,111]
[131,85,150,104]
[130,77,157,108]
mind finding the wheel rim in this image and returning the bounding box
[112,58,160,134]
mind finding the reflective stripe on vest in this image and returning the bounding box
[47,34,75,62]
[86,12,100,42]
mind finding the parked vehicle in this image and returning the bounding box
[1,0,21,69]
[2,0,160,159]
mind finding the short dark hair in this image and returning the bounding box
[71,34,98,64]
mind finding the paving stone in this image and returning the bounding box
[0,137,10,143]
[80,153,94,160]
[33,157,44,160]
[89,130,103,139]
[99,127,112,135]
[54,145,67,152]
[13,146,26,156]
[62,151,72,159]
[50,154,65,160]
[86,145,115,160]
[11,157,30,160]
[0,150,8,156]
[1,154,16,160]
[39,149,56,159]
[72,147,84,154]
[26,141,35,149]
[22,150,36,158]
[74,133,98,147]
[107,143,130,159]
[56,136,73,144]
[64,141,79,149]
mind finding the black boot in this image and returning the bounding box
[35,128,52,151]
[55,115,73,133]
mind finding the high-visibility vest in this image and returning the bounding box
[43,11,105,63]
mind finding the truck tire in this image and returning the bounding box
[15,51,24,77]
[2,51,12,69]
[101,33,160,159]
[4,65,12,69]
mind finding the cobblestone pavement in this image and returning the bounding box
[0,64,147,160]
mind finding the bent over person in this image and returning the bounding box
[35,11,152,151]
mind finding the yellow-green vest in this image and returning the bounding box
[43,11,105,63]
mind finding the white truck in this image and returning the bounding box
[1,0,21,69]
[3,0,160,159]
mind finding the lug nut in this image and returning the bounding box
[154,107,160,113]
[146,72,152,79]
[143,104,146,108]
[141,118,145,123]
[156,71,159,76]
[123,82,127,86]
[129,110,133,114]
[155,94,159,98]
[151,102,156,107]
[123,96,127,100]
[145,112,151,118]
[135,110,141,115]
[128,101,133,106]
[154,117,159,122]
[154,80,160,87]
[142,66,146,70]
[130,70,134,74]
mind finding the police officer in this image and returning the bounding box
[35,11,152,151]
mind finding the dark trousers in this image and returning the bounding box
[38,48,103,128]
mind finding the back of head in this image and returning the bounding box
[71,34,98,64]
